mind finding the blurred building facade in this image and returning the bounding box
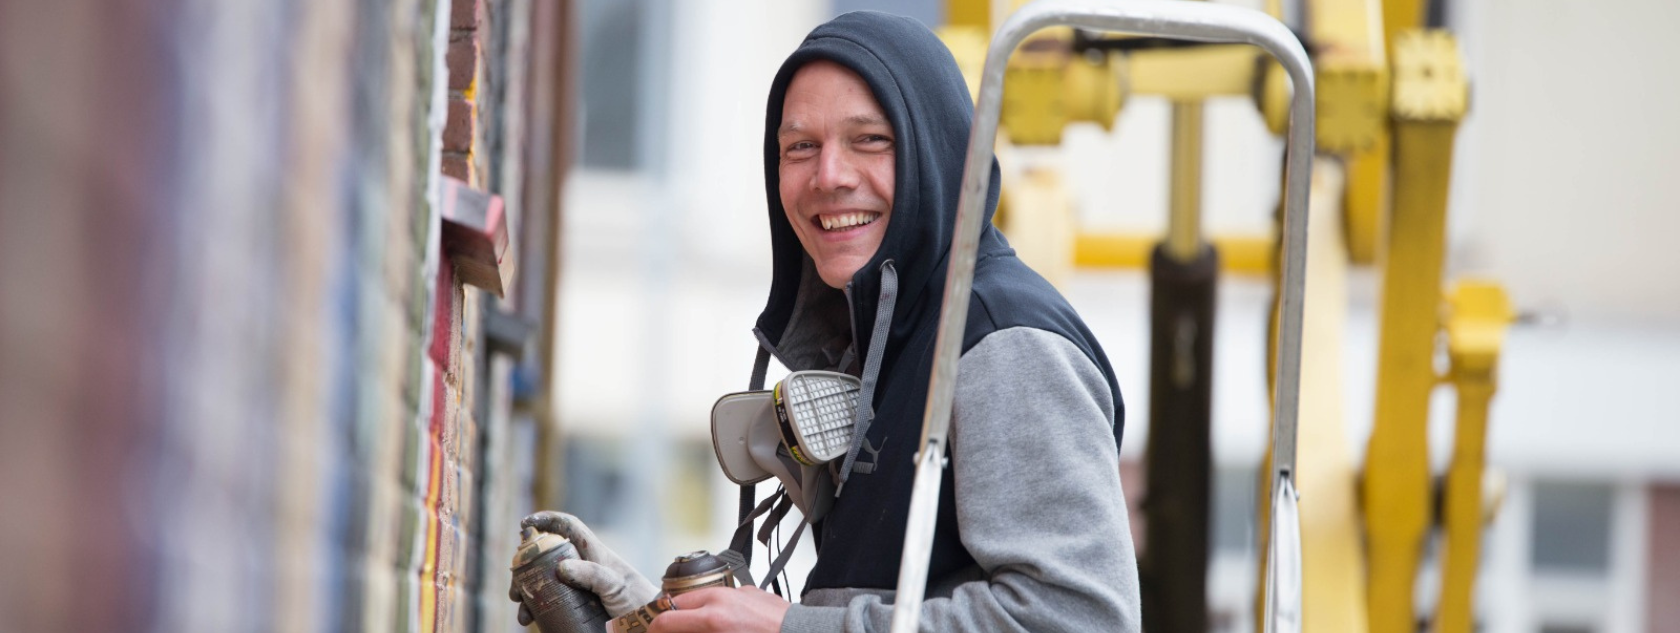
[0,0,573,631]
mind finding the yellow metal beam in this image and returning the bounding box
[936,25,988,103]
[1391,31,1468,121]
[1310,0,1389,266]
[1307,0,1389,153]
[997,167,1076,287]
[1075,232,1273,275]
[1436,280,1512,633]
[1382,0,1427,50]
[1000,31,1123,145]
[1343,132,1390,265]
[1296,159,1371,633]
[1311,0,1387,65]
[945,0,989,31]
[1128,45,1259,100]
[1258,0,1391,155]
[1166,101,1206,262]
[1363,29,1467,633]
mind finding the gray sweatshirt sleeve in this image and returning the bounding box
[780,327,1142,632]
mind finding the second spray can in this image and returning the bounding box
[510,527,612,633]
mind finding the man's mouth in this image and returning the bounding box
[817,212,881,232]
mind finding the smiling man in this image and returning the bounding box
[516,11,1141,633]
[776,58,896,290]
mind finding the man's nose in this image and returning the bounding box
[813,146,860,192]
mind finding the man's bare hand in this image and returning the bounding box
[646,586,790,633]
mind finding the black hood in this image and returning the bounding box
[754,11,1005,358]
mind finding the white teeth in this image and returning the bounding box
[820,213,876,231]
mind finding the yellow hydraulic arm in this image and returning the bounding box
[940,3,1506,633]
[1363,27,1470,633]
[1437,280,1512,633]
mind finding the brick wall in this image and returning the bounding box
[0,0,571,631]
[1650,484,1680,633]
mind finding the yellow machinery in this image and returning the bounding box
[939,1,1515,631]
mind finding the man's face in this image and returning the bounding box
[778,60,895,289]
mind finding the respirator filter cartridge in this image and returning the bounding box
[772,371,861,466]
[711,370,862,486]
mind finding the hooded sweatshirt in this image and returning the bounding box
[752,12,1141,632]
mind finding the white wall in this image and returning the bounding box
[1451,0,1680,326]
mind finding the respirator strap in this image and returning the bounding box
[758,517,809,592]
[753,490,798,595]
[722,484,785,587]
[730,346,775,581]
[755,492,796,546]
[749,346,771,392]
[836,262,897,493]
[724,487,805,594]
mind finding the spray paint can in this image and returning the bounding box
[660,550,737,594]
[608,551,738,633]
[511,527,611,633]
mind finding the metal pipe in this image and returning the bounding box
[891,1,1314,631]
[1167,101,1205,262]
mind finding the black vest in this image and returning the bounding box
[801,252,1122,592]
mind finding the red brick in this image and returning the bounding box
[1652,485,1680,633]
[443,98,474,153]
[441,153,471,181]
[429,259,456,368]
[446,37,478,92]
[450,0,480,30]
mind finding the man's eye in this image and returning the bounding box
[783,141,817,157]
[859,134,894,148]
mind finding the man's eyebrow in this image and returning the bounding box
[845,114,889,128]
[777,115,891,138]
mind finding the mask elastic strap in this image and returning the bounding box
[726,346,775,582]
[721,484,785,587]
[836,262,897,493]
[749,345,771,392]
[755,492,796,547]
[759,517,809,592]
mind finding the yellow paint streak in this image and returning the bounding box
[420,433,444,633]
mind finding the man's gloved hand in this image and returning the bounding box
[507,511,659,626]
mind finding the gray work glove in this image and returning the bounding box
[508,511,659,625]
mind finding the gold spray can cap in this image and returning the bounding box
[661,550,736,594]
[511,526,571,570]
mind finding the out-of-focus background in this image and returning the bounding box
[1,0,1675,632]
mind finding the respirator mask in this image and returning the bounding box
[710,370,862,523]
